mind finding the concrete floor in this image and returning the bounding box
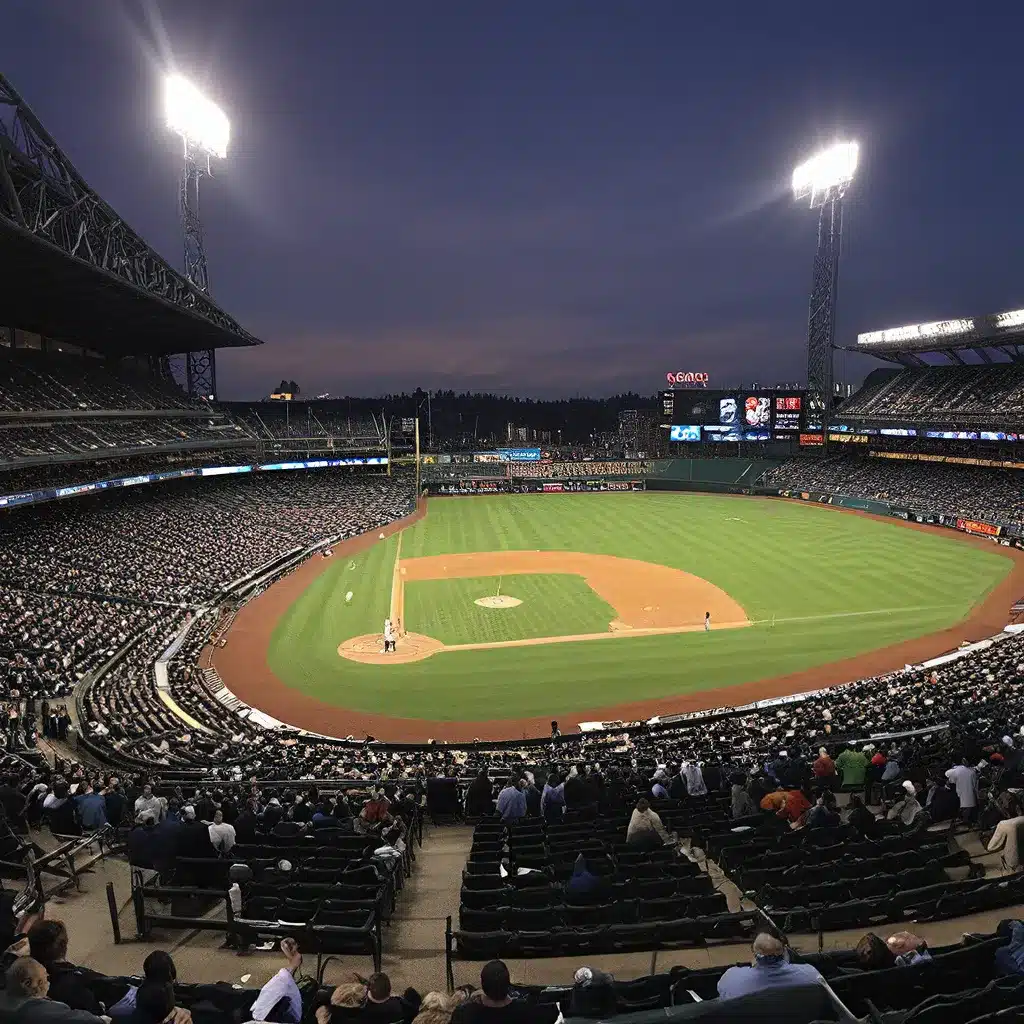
[29,819,1021,1000]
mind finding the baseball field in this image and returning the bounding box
[213,493,1022,741]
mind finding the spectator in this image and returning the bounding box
[730,774,756,819]
[133,786,163,824]
[411,991,454,1024]
[835,743,868,789]
[806,792,840,829]
[945,759,979,823]
[73,785,107,832]
[925,778,960,823]
[887,781,924,827]
[108,951,188,1022]
[564,855,603,899]
[854,933,896,971]
[358,972,417,1024]
[845,795,878,838]
[464,771,493,818]
[812,747,836,783]
[207,809,235,855]
[626,798,677,850]
[0,957,106,1024]
[650,770,669,800]
[540,774,565,823]
[27,921,108,1015]
[248,938,304,1024]
[450,961,531,1023]
[716,933,823,1000]
[994,921,1024,976]
[494,779,525,824]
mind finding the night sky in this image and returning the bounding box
[6,2,1024,399]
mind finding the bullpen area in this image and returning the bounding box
[213,493,1021,740]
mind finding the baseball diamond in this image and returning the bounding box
[211,491,1022,741]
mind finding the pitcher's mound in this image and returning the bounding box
[475,595,522,609]
[338,632,443,664]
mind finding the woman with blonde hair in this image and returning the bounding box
[413,990,455,1024]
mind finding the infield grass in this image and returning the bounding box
[404,574,617,645]
[267,493,1013,721]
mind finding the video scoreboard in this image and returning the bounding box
[665,390,806,442]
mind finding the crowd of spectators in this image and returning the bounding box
[763,454,1024,523]
[0,472,415,712]
[839,364,1024,424]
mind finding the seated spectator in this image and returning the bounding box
[730,774,756,819]
[987,812,1024,870]
[565,855,605,899]
[853,933,896,971]
[716,933,823,1000]
[805,791,840,829]
[887,781,924,827]
[886,931,932,965]
[567,966,617,1019]
[357,972,417,1024]
[248,939,304,1023]
[626,798,677,850]
[844,794,878,838]
[0,957,106,1024]
[450,961,533,1023]
[108,952,185,1020]
[314,981,366,1023]
[994,920,1024,976]
[27,921,110,1015]
[650,769,670,800]
[131,982,176,1024]
[410,991,454,1024]
[207,809,235,855]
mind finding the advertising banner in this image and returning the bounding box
[956,518,1001,537]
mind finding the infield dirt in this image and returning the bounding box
[208,497,1024,742]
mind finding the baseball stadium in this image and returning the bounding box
[4,17,1024,1024]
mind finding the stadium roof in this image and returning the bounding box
[848,308,1024,367]
[0,73,261,358]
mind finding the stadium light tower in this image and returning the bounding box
[793,141,858,442]
[164,73,230,399]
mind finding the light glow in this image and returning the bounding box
[858,318,974,346]
[994,309,1024,329]
[164,74,230,159]
[792,141,859,203]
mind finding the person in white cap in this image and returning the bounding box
[887,779,924,826]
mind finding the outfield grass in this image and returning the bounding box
[404,573,617,645]
[267,494,1013,721]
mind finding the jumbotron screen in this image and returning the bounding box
[665,390,805,440]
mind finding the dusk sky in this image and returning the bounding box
[6,2,1024,399]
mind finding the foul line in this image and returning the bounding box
[748,604,963,628]
[389,531,404,629]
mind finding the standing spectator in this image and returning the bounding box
[134,785,163,823]
[207,809,236,855]
[495,779,525,823]
[946,759,979,823]
[540,774,565,822]
[835,743,868,790]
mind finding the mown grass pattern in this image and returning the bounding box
[267,494,1012,721]
[403,573,618,645]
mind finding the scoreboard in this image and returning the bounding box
[665,389,806,441]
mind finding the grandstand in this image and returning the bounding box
[3,70,1024,1024]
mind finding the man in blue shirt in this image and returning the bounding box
[495,778,526,822]
[717,933,823,1000]
[74,784,108,830]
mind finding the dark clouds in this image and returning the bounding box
[5,2,1024,398]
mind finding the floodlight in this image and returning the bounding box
[164,74,229,159]
[994,309,1024,329]
[792,141,858,206]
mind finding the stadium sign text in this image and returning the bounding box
[665,371,709,387]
